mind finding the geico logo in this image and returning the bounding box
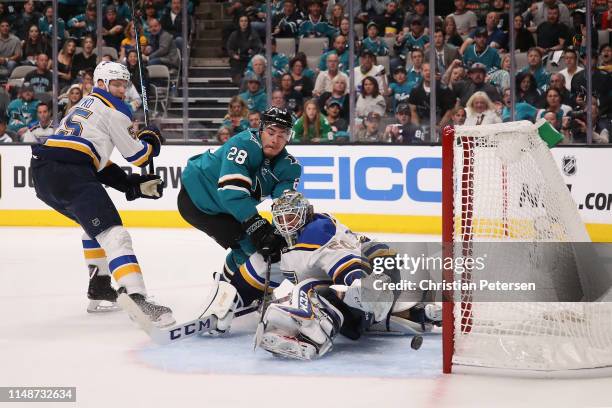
[583,193,612,211]
[297,156,442,203]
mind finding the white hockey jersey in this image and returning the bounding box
[35,87,153,171]
[238,214,390,292]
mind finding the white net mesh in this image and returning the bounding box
[451,121,612,371]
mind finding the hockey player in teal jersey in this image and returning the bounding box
[178,106,301,310]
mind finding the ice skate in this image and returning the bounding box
[118,287,175,327]
[87,266,119,313]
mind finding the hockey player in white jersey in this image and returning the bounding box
[200,190,441,359]
[31,61,174,326]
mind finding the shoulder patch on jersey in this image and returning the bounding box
[295,214,337,248]
[249,130,262,148]
[28,121,40,131]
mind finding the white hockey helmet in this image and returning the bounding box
[93,61,131,90]
[272,190,313,238]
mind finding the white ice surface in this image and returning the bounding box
[1,227,611,408]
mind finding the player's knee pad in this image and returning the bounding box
[317,287,373,340]
[95,225,133,255]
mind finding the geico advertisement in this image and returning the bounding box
[0,145,610,222]
[0,145,441,215]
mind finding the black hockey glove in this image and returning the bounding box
[137,125,164,157]
[125,174,164,201]
[242,214,285,263]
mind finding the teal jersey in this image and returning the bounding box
[181,130,302,222]
[362,37,389,56]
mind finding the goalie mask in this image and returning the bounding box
[272,191,313,239]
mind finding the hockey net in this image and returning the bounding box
[441,121,612,374]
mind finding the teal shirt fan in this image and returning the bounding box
[178,107,302,307]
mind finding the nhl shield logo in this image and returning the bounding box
[562,156,577,176]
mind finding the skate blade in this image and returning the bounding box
[153,312,176,328]
[260,333,316,360]
[87,300,120,313]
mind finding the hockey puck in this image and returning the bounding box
[411,335,423,350]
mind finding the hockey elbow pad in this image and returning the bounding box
[137,125,164,157]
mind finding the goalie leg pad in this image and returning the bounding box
[260,279,344,360]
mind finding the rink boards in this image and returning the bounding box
[0,144,610,241]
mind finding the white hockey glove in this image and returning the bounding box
[125,174,163,201]
[332,272,395,323]
[259,279,344,360]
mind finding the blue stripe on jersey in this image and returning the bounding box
[46,135,102,162]
[328,254,370,282]
[82,239,101,249]
[91,87,134,121]
[124,140,150,163]
[297,214,336,247]
[363,243,389,258]
[109,254,139,271]
[245,259,281,288]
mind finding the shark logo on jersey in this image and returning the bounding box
[249,132,262,148]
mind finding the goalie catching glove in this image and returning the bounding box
[137,125,164,157]
[125,173,163,201]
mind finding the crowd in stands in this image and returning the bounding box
[0,0,194,143]
[220,0,612,144]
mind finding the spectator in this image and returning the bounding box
[513,14,536,52]
[222,96,250,134]
[450,0,478,36]
[336,17,354,40]
[443,15,464,48]
[500,87,537,122]
[238,72,267,113]
[325,99,348,134]
[279,73,304,116]
[561,98,609,144]
[56,38,77,90]
[394,18,429,63]
[441,59,466,90]
[519,47,550,91]
[271,89,287,109]
[355,111,385,142]
[160,0,191,50]
[119,21,148,63]
[462,27,501,71]
[353,49,387,94]
[216,126,232,143]
[248,111,261,129]
[408,62,456,133]
[298,0,335,39]
[124,83,143,114]
[461,11,508,52]
[242,54,268,92]
[272,0,304,38]
[488,53,512,92]
[535,87,572,122]
[24,53,52,94]
[327,0,363,22]
[536,4,569,54]
[523,0,571,28]
[143,1,160,40]
[373,0,403,38]
[327,2,344,29]
[80,70,94,96]
[318,74,349,119]
[319,35,351,73]
[0,115,11,142]
[58,84,83,117]
[39,5,67,42]
[226,15,262,83]
[0,20,22,78]
[548,73,572,105]
[21,25,51,66]
[558,48,583,92]
[293,52,317,82]
[67,3,98,39]
[490,0,510,31]
[6,83,39,138]
[406,49,425,91]
[364,0,386,18]
[269,38,289,78]
[543,110,560,130]
[570,53,612,118]
[388,65,413,112]
[14,0,41,41]
[426,28,460,76]
[292,98,334,143]
[404,0,429,30]
[72,35,98,80]
[449,105,467,126]
[515,71,543,107]
[102,5,128,51]
[599,0,612,29]
[356,76,386,120]
[289,56,314,98]
[111,0,131,23]
[454,62,501,106]
[600,44,612,68]
[313,52,349,96]
[464,91,502,125]
[384,103,425,144]
[362,23,389,56]
[124,50,149,96]
[22,102,53,143]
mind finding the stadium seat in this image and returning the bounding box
[100,46,119,61]
[146,64,170,117]
[276,38,296,58]
[7,66,36,88]
[355,24,364,39]
[383,37,396,57]
[35,92,52,105]
[298,38,328,57]
[377,55,390,77]
[306,55,321,72]
[514,52,528,69]
[598,30,610,47]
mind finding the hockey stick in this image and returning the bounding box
[129,0,154,175]
[253,256,272,350]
